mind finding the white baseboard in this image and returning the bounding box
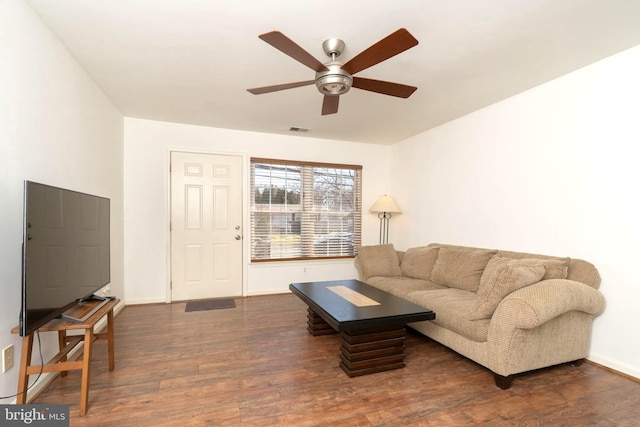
[123,297,166,305]
[588,353,640,380]
[247,288,291,297]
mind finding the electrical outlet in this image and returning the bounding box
[2,345,14,373]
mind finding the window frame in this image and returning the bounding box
[250,157,362,262]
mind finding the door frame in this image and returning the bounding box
[165,148,249,302]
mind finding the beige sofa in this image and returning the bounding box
[354,243,605,388]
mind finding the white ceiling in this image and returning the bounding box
[26,0,640,145]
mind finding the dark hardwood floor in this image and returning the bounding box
[31,294,639,426]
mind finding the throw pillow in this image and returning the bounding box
[469,256,545,320]
[541,257,570,280]
[400,246,440,280]
[502,257,570,280]
[357,244,402,279]
[430,247,497,292]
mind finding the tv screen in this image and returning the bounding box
[20,181,110,337]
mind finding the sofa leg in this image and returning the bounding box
[570,359,584,367]
[494,373,513,390]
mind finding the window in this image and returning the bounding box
[250,158,362,261]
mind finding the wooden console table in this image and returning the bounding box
[11,298,119,416]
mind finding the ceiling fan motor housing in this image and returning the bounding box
[316,38,351,96]
[315,62,353,96]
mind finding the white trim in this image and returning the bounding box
[124,297,167,305]
[588,353,640,380]
[247,289,292,297]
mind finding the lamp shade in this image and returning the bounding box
[369,195,401,213]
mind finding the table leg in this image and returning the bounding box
[58,331,68,377]
[306,307,336,336]
[16,334,34,404]
[107,308,115,371]
[79,328,94,416]
[339,326,406,377]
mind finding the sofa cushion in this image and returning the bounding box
[356,244,402,279]
[406,289,490,342]
[469,256,545,320]
[400,246,440,280]
[366,276,446,299]
[430,247,497,292]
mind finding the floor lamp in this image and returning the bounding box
[369,195,401,245]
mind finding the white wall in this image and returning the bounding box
[123,118,391,303]
[0,0,124,401]
[390,44,640,379]
[7,0,634,392]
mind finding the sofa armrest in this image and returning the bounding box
[354,256,365,280]
[491,279,605,329]
[487,279,605,378]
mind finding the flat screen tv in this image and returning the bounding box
[20,181,111,337]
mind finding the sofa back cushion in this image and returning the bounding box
[430,247,497,292]
[356,244,402,279]
[469,256,546,320]
[400,246,440,280]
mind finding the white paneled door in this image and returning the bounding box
[170,152,243,301]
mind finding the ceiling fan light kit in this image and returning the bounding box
[316,64,352,96]
[247,28,418,115]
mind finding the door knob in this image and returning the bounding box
[235,235,242,240]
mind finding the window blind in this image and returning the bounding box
[250,158,362,261]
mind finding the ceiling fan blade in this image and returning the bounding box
[259,31,329,72]
[352,77,417,98]
[321,95,339,115]
[342,28,418,75]
[247,80,315,95]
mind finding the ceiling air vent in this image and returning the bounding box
[289,126,310,132]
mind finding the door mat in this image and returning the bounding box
[185,298,236,312]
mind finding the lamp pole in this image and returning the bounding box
[378,212,392,244]
[369,195,401,245]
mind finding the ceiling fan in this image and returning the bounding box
[247,28,419,115]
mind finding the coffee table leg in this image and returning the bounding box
[339,326,406,377]
[306,308,337,336]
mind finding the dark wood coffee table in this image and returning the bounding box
[289,279,435,377]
